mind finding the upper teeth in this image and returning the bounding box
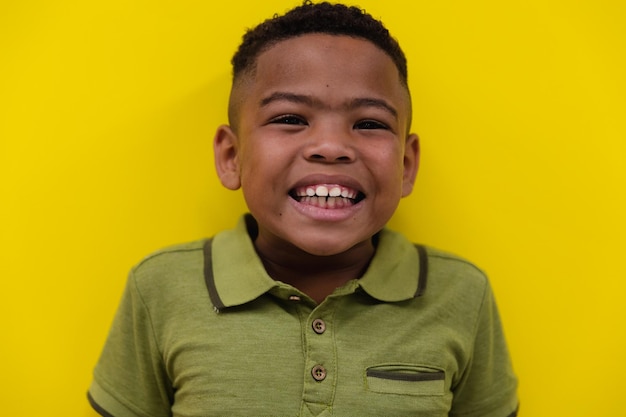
[299,185,357,199]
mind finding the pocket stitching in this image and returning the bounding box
[366,369,445,382]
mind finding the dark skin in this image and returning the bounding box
[214,35,419,304]
[255,235,375,304]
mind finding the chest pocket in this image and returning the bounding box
[365,364,445,396]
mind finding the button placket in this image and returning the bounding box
[309,318,328,382]
[301,304,336,412]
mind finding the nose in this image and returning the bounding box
[304,126,356,163]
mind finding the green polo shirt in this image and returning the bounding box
[89,215,518,417]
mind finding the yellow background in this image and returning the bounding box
[1,1,624,416]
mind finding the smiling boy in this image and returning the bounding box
[214,30,418,303]
[89,2,518,416]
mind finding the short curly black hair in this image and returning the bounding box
[231,1,408,87]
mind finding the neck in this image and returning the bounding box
[254,237,375,304]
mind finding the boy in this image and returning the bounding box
[88,1,518,416]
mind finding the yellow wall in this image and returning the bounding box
[1,1,624,415]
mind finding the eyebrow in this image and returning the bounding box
[349,97,398,120]
[260,92,314,107]
[259,92,398,120]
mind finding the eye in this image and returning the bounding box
[268,115,308,126]
[354,120,389,130]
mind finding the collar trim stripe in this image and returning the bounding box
[203,238,225,311]
[415,244,428,297]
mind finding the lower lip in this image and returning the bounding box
[288,196,363,221]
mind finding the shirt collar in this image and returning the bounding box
[357,227,424,302]
[205,215,425,310]
[207,215,277,310]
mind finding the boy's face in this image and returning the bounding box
[215,34,419,257]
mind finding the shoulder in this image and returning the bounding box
[133,239,207,272]
[129,239,209,297]
[418,245,491,306]
[423,246,487,280]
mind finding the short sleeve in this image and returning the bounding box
[88,271,173,417]
[450,282,519,417]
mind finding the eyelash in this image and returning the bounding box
[269,115,389,130]
[269,115,307,125]
[355,120,389,130]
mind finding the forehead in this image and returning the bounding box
[233,34,410,120]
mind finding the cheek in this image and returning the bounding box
[368,146,405,178]
[238,146,285,191]
[380,154,408,197]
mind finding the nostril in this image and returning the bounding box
[307,154,352,162]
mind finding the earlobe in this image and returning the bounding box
[401,133,420,197]
[213,124,242,190]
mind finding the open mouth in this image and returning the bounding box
[289,184,365,209]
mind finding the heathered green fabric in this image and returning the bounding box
[89,215,517,416]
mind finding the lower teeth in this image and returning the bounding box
[300,196,352,208]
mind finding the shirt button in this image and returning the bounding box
[311,365,327,381]
[312,318,326,334]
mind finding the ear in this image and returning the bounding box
[401,133,420,197]
[213,124,242,190]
